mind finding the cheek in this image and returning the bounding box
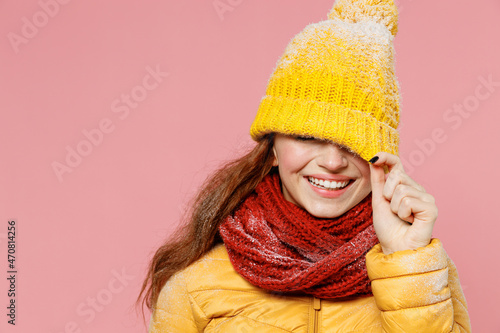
[358,164,372,191]
[361,178,372,193]
[349,157,371,187]
[278,156,298,175]
[277,146,309,174]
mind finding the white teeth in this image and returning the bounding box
[308,177,349,190]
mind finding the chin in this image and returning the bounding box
[304,205,346,219]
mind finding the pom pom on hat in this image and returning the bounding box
[328,0,399,36]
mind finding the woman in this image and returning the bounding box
[139,0,471,331]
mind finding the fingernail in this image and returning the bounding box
[369,156,379,164]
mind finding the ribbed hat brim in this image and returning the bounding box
[250,95,399,161]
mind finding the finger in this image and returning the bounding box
[396,196,438,225]
[369,163,387,204]
[383,169,426,201]
[390,185,435,219]
[369,152,404,173]
[396,196,414,223]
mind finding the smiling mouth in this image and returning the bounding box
[307,176,351,191]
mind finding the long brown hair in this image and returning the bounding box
[137,133,276,313]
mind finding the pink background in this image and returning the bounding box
[1,0,499,332]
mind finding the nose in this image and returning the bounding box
[316,142,349,170]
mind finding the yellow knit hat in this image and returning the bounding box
[250,0,401,161]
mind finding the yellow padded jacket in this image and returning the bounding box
[149,239,471,332]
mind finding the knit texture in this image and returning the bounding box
[250,0,401,161]
[218,173,379,299]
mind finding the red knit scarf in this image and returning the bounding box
[218,172,379,299]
